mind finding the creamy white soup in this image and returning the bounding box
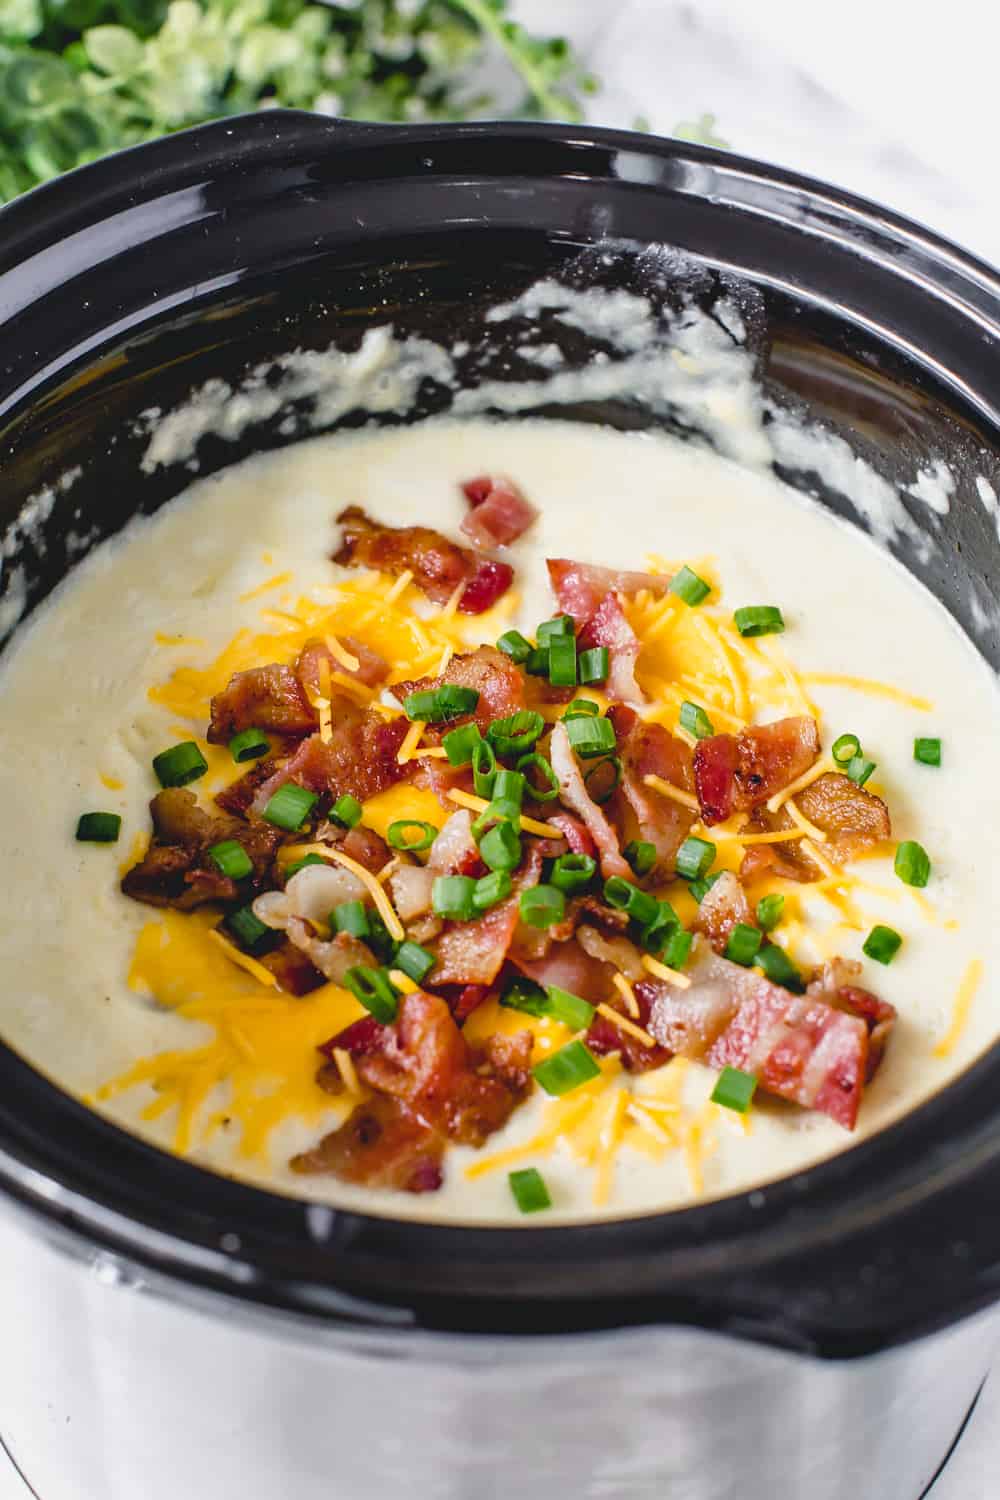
[0,416,997,1225]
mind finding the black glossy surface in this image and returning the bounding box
[1,112,999,1357]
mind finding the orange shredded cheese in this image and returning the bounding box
[642,954,693,989]
[324,634,360,672]
[332,1047,363,1097]
[802,673,933,711]
[239,571,293,603]
[641,772,700,812]
[934,959,984,1058]
[206,930,277,987]
[784,797,828,843]
[767,756,835,813]
[446,788,555,838]
[280,844,405,941]
[595,1003,656,1048]
[612,971,640,1018]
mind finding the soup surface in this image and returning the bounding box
[0,416,996,1224]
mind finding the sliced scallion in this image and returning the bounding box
[724,923,763,967]
[733,605,785,638]
[516,752,560,802]
[473,870,513,910]
[863,924,903,965]
[533,1038,601,1096]
[676,836,716,882]
[333,900,370,939]
[536,614,574,643]
[847,754,877,788]
[679,701,714,740]
[564,714,616,758]
[228,728,269,763]
[603,875,658,928]
[755,893,785,932]
[331,794,362,829]
[486,710,544,757]
[914,737,942,767]
[662,927,693,970]
[756,942,804,992]
[402,685,479,722]
[262,783,318,832]
[550,852,597,894]
[152,741,208,789]
[548,634,577,688]
[432,874,477,922]
[394,940,436,984]
[496,629,533,664]
[562,698,600,719]
[711,1066,757,1113]
[670,565,711,607]
[519,884,566,929]
[894,840,931,889]
[207,840,253,881]
[472,738,497,798]
[509,1167,552,1213]
[577,646,609,686]
[624,840,657,877]
[75,811,121,843]
[442,722,482,767]
[387,820,437,853]
[224,906,274,954]
[479,820,521,872]
[343,965,399,1024]
[831,733,861,767]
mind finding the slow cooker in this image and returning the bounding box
[1,112,999,1500]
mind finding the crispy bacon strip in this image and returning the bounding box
[207,664,315,743]
[577,593,644,703]
[693,717,820,825]
[586,976,670,1074]
[808,958,897,1081]
[460,475,538,549]
[394,646,525,735]
[693,871,755,952]
[296,636,388,693]
[609,705,697,877]
[430,897,522,987]
[249,710,410,814]
[547,558,671,625]
[739,773,891,883]
[291,1093,445,1192]
[121,789,283,910]
[549,721,630,880]
[334,506,514,614]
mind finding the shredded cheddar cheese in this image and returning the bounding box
[396,719,428,765]
[784,797,828,844]
[207,930,278,987]
[767,756,835,813]
[612,971,640,1018]
[324,634,361,672]
[642,954,693,989]
[641,773,700,812]
[595,1003,656,1048]
[239,571,293,603]
[934,959,984,1058]
[802,673,933,711]
[446,788,554,838]
[332,1047,363,1097]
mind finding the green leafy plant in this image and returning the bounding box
[0,0,596,202]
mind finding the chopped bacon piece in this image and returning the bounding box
[643,938,876,1128]
[458,559,515,615]
[214,756,283,818]
[296,636,388,693]
[578,593,644,703]
[319,1015,388,1060]
[434,983,490,1023]
[390,863,436,922]
[586,977,670,1074]
[808,958,897,1081]
[394,646,524,735]
[285,918,374,986]
[207,664,315,743]
[291,1093,445,1193]
[249,711,410,814]
[427,810,481,877]
[694,871,755,953]
[610,705,697,877]
[739,773,891,883]
[460,475,539,549]
[121,789,283,911]
[334,505,475,606]
[257,939,325,996]
[340,825,391,875]
[429,896,522,987]
[693,717,820,825]
[542,811,596,857]
[514,939,616,1006]
[549,721,630,880]
[547,558,671,625]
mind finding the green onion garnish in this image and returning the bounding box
[403,685,479,722]
[487,711,544,757]
[603,875,659,928]
[724,923,763,967]
[577,646,609,686]
[471,796,522,839]
[472,739,497,798]
[755,893,785,932]
[516,752,560,802]
[343,965,399,1024]
[75,811,121,843]
[670,565,711,607]
[207,840,253,881]
[564,715,616,758]
[688,871,722,903]
[333,900,371,939]
[508,1167,552,1214]
[756,942,804,992]
[550,853,597,894]
[499,975,547,1013]
[479,820,521,872]
[493,769,526,805]
[536,614,574,643]
[473,870,513,910]
[533,1039,601,1096]
[734,605,785,638]
[583,755,621,805]
[676,836,717,882]
[679,701,714,740]
[914,737,942,767]
[394,940,436,984]
[263,783,318,832]
[641,901,681,955]
[831,733,861,767]
[711,1066,757,1114]
[500,977,595,1030]
[662,927,693,970]
[152,741,208,789]
[228,728,270,763]
[330,794,363,829]
[496,629,533,664]
[525,647,550,677]
[442,722,482,767]
[548,634,577,688]
[285,853,326,879]
[624,840,657,878]
[432,874,477,922]
[387,820,437,853]
[894,840,931,888]
[562,699,600,719]
[365,911,397,966]
[519,884,567,929]
[224,906,273,953]
[847,755,876,787]
[863,924,903,965]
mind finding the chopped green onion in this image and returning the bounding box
[688,871,722,903]
[676,836,717,882]
[472,739,497,798]
[662,927,693,970]
[846,755,876,787]
[679,701,714,740]
[863,924,903,965]
[564,715,616,758]
[711,1066,757,1113]
[525,647,550,677]
[285,853,326,879]
[603,876,659,928]
[496,630,533,664]
[224,906,274,954]
[487,711,544,757]
[402,685,479,722]
[519,884,566,929]
[432,875,477,922]
[641,901,681,955]
[670,565,711,607]
[499,975,548,1014]
[493,769,526,805]
[479,820,521,872]
[533,1039,601,1096]
[394,940,436,984]
[536,614,574,643]
[624,840,657,877]
[331,794,362,829]
[583,755,621,804]
[550,853,597,893]
[516,752,560,802]
[734,605,785,638]
[725,923,763,967]
[563,699,600,719]
[894,840,931,889]
[471,796,522,839]
[500,977,594,1030]
[577,646,609,685]
[228,728,270,763]
[262,783,318,832]
[387,820,437,853]
[207,840,253,881]
[442,722,482,767]
[755,893,785,932]
[365,912,397,966]
[831,733,861,767]
[756,942,804,992]
[473,870,513,910]
[548,634,577,688]
[343,965,399,1025]
[75,811,121,843]
[914,737,942,767]
[332,900,371,939]
[152,741,208,788]
[508,1167,552,1213]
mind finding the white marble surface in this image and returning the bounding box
[1,3,998,1495]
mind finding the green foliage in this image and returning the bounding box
[0,0,592,202]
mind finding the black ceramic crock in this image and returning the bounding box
[1,111,999,1364]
